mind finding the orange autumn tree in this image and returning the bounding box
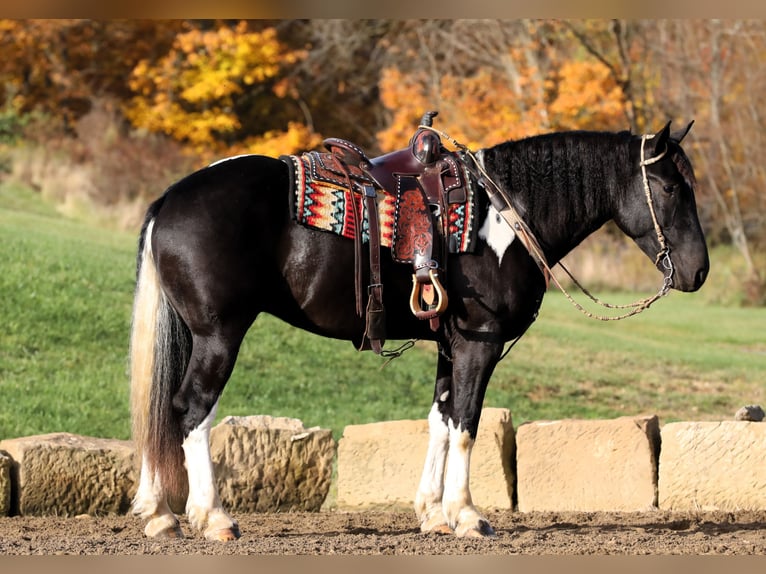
[547,59,627,131]
[377,66,547,152]
[125,22,321,161]
[377,56,626,153]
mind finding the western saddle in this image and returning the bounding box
[322,111,470,354]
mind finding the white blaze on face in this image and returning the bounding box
[478,204,516,265]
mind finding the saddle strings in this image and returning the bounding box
[418,125,675,322]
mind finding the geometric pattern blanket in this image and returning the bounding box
[282,151,479,257]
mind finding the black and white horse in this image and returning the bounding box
[129,121,708,540]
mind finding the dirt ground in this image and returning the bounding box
[1,509,765,555]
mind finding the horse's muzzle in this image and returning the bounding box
[674,260,709,292]
[693,265,709,291]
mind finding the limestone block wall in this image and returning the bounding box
[658,421,766,511]
[335,411,765,514]
[210,415,335,513]
[0,451,11,516]
[0,433,136,516]
[0,416,335,517]
[1,411,765,517]
[515,416,660,512]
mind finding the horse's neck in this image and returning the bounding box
[530,189,613,265]
[481,135,629,264]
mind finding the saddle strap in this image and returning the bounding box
[327,151,386,353]
[362,184,385,354]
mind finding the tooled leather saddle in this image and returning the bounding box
[284,112,475,354]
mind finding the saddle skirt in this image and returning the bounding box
[283,150,479,262]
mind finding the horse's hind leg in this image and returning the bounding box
[175,331,245,541]
[133,456,183,538]
[182,397,239,541]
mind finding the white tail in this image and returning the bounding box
[129,218,160,462]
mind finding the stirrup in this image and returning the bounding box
[409,268,448,320]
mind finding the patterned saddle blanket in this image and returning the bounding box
[282,150,479,262]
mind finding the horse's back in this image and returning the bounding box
[155,154,290,229]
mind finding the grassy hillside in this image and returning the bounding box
[1,182,764,442]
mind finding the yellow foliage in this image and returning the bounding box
[236,122,324,157]
[198,122,323,165]
[125,23,308,153]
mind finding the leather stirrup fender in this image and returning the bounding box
[409,268,448,320]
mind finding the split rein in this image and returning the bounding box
[421,126,675,322]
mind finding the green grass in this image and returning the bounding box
[1,181,764,442]
[487,292,766,424]
[0,182,137,438]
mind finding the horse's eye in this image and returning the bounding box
[663,183,679,194]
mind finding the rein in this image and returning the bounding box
[420,126,675,322]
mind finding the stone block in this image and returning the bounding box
[0,433,136,516]
[0,451,11,516]
[210,415,335,512]
[336,407,515,511]
[516,415,660,512]
[659,421,766,511]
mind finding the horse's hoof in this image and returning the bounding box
[421,522,454,535]
[419,513,454,535]
[455,520,496,539]
[144,516,184,539]
[204,525,241,542]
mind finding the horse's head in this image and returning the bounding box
[615,121,709,292]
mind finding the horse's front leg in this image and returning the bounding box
[414,353,453,534]
[439,338,501,538]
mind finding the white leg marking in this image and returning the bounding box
[478,204,516,265]
[443,420,495,538]
[182,401,219,521]
[133,454,164,518]
[133,455,182,538]
[182,400,240,540]
[443,419,474,517]
[414,403,451,533]
[183,402,220,525]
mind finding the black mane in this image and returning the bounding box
[481,130,634,260]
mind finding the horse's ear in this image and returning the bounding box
[671,120,694,143]
[653,121,672,155]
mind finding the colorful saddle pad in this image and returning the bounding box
[283,151,479,257]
